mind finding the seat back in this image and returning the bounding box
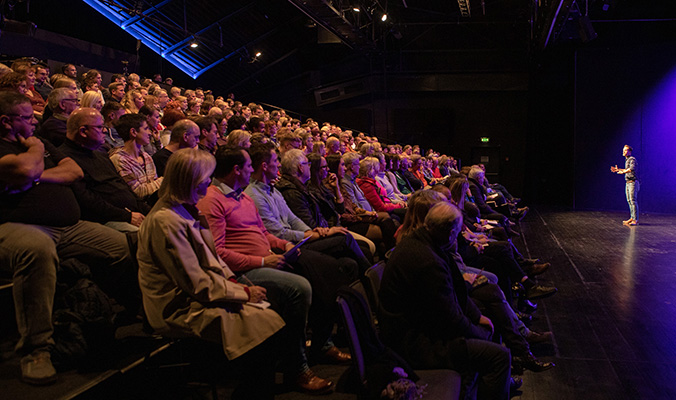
[363,261,386,314]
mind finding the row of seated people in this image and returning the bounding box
[1,68,558,399]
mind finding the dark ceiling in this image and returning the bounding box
[4,0,676,97]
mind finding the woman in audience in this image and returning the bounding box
[138,105,163,156]
[374,152,407,205]
[307,153,377,258]
[81,90,104,112]
[137,148,286,398]
[356,156,407,221]
[326,154,397,255]
[225,129,251,149]
[110,114,163,204]
[12,64,46,115]
[0,71,28,95]
[122,89,145,114]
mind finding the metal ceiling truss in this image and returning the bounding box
[81,0,259,79]
[285,0,375,50]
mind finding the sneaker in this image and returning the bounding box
[21,351,56,385]
[626,220,638,226]
[622,218,633,224]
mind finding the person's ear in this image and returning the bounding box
[0,115,11,131]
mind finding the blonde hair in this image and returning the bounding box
[81,90,104,111]
[359,156,379,178]
[226,129,251,148]
[159,148,215,205]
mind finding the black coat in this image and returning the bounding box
[275,174,328,228]
[378,227,488,368]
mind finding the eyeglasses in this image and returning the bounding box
[82,124,105,130]
[63,98,80,103]
[5,114,36,122]
[320,165,329,169]
[300,161,311,166]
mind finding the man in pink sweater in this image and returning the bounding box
[196,147,349,394]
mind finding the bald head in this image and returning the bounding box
[66,107,105,150]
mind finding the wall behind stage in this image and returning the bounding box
[574,43,676,215]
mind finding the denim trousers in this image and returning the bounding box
[238,267,312,374]
[625,180,639,221]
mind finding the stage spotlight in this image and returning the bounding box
[255,52,262,58]
[190,41,198,49]
[353,7,360,12]
[381,13,388,22]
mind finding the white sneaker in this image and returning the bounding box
[21,351,56,385]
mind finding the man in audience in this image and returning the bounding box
[325,136,341,156]
[33,64,52,100]
[100,100,126,153]
[0,92,133,385]
[38,88,79,146]
[58,107,149,232]
[380,202,511,399]
[194,116,218,154]
[61,64,83,98]
[108,82,126,103]
[196,147,340,393]
[151,119,199,176]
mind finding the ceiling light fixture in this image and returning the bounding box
[381,13,388,22]
[190,41,198,49]
[353,7,360,12]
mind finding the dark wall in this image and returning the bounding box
[574,43,676,214]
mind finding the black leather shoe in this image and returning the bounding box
[526,285,557,300]
[518,298,538,314]
[517,312,533,324]
[510,376,523,392]
[526,330,553,344]
[513,352,555,373]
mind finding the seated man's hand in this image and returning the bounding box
[479,315,494,335]
[130,212,145,227]
[263,254,287,269]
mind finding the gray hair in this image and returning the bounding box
[170,119,198,143]
[468,166,484,180]
[342,151,360,166]
[359,156,380,177]
[48,88,76,111]
[424,202,463,239]
[281,149,306,176]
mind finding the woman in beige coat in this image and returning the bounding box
[137,148,284,397]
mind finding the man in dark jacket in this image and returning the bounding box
[379,202,511,399]
[59,108,150,232]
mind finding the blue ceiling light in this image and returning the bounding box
[82,0,210,79]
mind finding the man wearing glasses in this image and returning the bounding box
[58,108,150,232]
[38,88,79,147]
[0,92,134,385]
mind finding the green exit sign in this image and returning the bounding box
[480,137,490,143]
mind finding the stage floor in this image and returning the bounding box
[514,208,676,400]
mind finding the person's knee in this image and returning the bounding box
[0,225,58,275]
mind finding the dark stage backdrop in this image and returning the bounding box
[574,43,676,215]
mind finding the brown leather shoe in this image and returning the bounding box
[323,346,352,364]
[525,262,551,277]
[295,370,334,394]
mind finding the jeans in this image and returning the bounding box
[0,220,131,355]
[626,180,639,221]
[238,268,312,374]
